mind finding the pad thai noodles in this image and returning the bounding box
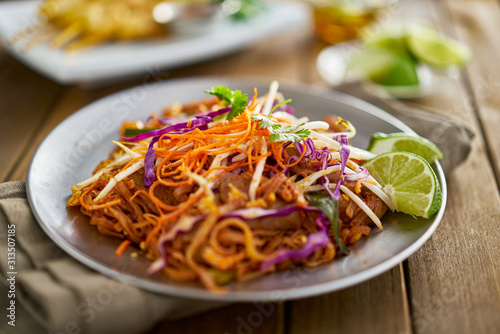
[68,81,395,290]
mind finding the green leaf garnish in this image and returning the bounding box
[251,114,280,130]
[305,192,349,255]
[204,85,233,106]
[273,123,304,133]
[123,128,159,136]
[269,129,310,143]
[250,99,309,143]
[228,90,249,121]
[205,85,248,121]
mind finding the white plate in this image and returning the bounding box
[26,77,446,301]
[0,1,310,86]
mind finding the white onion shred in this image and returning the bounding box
[94,160,145,202]
[112,141,141,158]
[300,121,330,131]
[362,182,395,212]
[205,152,233,181]
[309,130,341,150]
[303,184,334,193]
[75,167,113,190]
[252,103,262,114]
[260,80,279,115]
[249,139,267,201]
[295,166,341,191]
[182,168,215,199]
[75,152,134,190]
[349,147,376,160]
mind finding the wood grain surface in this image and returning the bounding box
[0,0,499,333]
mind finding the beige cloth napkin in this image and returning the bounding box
[0,182,226,334]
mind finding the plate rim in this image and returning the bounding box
[26,76,447,302]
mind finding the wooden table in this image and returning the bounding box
[1,0,499,333]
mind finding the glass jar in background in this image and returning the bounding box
[308,0,398,44]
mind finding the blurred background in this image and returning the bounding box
[0,0,471,93]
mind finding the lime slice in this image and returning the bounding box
[406,24,472,70]
[361,23,408,55]
[347,47,395,80]
[367,132,443,163]
[363,152,442,218]
[347,47,419,86]
[369,53,419,86]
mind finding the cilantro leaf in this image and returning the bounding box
[251,98,293,130]
[273,123,304,133]
[205,85,248,121]
[250,99,309,143]
[251,114,280,130]
[270,124,310,142]
[270,129,310,143]
[227,90,249,121]
[205,85,233,106]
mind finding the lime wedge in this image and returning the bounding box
[361,23,408,55]
[347,47,419,86]
[363,152,442,218]
[369,53,419,86]
[367,132,443,163]
[406,24,472,70]
[347,47,395,81]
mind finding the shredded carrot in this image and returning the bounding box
[115,240,131,257]
[248,87,259,111]
[355,180,362,194]
[83,198,122,211]
[161,164,184,177]
[193,153,209,174]
[265,164,282,175]
[157,148,182,177]
[80,181,121,211]
[271,143,287,170]
[120,155,144,172]
[146,190,204,244]
[203,121,247,133]
[355,179,377,193]
[248,122,256,171]
[146,181,179,211]
[202,152,271,177]
[282,142,307,168]
[130,189,164,214]
[158,177,192,187]
[207,112,252,155]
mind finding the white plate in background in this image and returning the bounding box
[0,1,310,86]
